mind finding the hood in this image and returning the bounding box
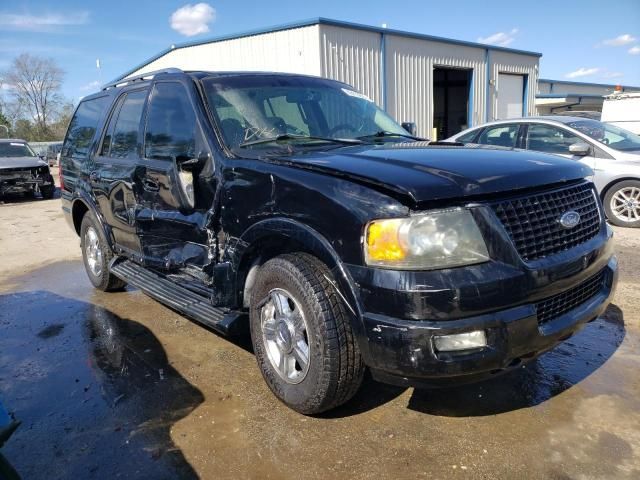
[0,156,48,169]
[269,143,592,206]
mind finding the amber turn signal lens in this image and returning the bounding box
[366,219,406,261]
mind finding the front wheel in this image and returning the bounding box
[604,180,640,227]
[249,253,364,414]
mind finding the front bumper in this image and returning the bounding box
[361,256,617,387]
[0,171,53,195]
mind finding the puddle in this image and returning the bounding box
[0,289,204,479]
[1,260,638,479]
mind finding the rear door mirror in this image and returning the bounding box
[569,142,591,156]
[401,122,417,136]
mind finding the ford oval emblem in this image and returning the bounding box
[559,210,581,229]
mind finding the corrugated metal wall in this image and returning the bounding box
[317,25,539,138]
[128,25,321,77]
[384,35,487,138]
[489,50,538,121]
[319,25,383,106]
[126,22,540,140]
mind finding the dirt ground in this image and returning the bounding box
[1,178,639,480]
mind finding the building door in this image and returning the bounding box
[433,67,471,140]
[497,73,525,119]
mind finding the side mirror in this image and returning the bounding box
[569,142,590,156]
[401,122,417,136]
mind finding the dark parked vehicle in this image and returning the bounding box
[60,70,618,414]
[0,139,55,199]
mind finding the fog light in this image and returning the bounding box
[433,330,487,352]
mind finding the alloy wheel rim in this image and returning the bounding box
[85,227,103,277]
[260,288,310,384]
[611,187,640,223]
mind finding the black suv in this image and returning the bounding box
[60,69,618,414]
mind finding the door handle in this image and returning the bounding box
[142,178,160,192]
[89,171,100,183]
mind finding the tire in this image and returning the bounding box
[603,180,640,228]
[80,212,126,291]
[40,185,55,199]
[249,253,364,414]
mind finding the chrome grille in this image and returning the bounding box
[492,182,601,261]
[536,269,606,325]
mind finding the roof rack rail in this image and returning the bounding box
[101,68,184,91]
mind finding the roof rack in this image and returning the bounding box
[102,68,183,91]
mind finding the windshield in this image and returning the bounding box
[202,75,409,150]
[0,142,36,158]
[567,119,640,152]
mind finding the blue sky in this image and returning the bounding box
[1,0,639,102]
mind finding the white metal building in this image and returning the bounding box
[536,79,640,115]
[117,18,541,139]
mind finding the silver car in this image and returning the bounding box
[448,116,640,227]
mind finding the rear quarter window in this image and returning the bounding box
[457,129,480,143]
[63,96,110,159]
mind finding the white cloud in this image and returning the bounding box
[565,67,600,79]
[602,34,637,46]
[80,80,101,92]
[170,3,216,37]
[0,11,89,31]
[629,45,640,55]
[477,28,519,47]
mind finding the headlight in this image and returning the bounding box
[364,208,489,270]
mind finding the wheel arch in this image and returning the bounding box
[70,194,114,249]
[232,218,365,337]
[600,176,640,202]
[71,198,90,235]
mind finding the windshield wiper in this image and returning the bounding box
[357,131,424,142]
[239,134,364,148]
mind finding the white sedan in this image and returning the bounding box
[448,116,640,227]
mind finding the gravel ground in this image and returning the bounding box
[0,181,639,480]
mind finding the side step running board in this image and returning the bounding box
[110,259,247,335]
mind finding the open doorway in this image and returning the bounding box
[433,67,471,140]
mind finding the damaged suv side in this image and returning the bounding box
[60,70,617,414]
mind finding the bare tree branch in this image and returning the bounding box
[1,53,65,139]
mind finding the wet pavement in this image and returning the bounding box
[1,258,639,480]
[1,192,640,479]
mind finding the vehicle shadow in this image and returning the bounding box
[0,290,203,479]
[325,304,625,419]
[0,187,60,204]
[406,304,625,417]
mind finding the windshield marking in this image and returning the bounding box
[341,88,373,102]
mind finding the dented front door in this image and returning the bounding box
[133,80,211,275]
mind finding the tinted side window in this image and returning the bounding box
[63,96,109,158]
[527,124,581,155]
[145,82,197,160]
[102,90,146,159]
[477,124,519,148]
